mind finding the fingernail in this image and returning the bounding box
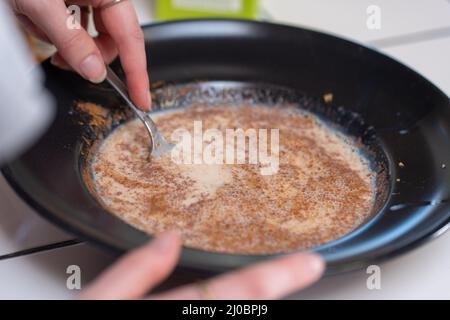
[80,54,106,83]
[138,92,151,111]
[303,253,325,275]
[152,231,180,253]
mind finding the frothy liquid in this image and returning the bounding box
[89,105,375,254]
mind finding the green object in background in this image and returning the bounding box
[155,0,259,20]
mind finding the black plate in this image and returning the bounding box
[2,20,450,275]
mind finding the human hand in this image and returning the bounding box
[79,232,324,300]
[10,0,151,110]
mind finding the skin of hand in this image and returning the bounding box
[79,231,325,300]
[9,0,151,111]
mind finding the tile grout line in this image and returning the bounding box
[0,239,83,261]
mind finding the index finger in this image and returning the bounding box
[94,0,151,110]
[151,253,325,300]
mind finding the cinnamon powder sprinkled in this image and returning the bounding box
[88,105,376,254]
[75,102,110,128]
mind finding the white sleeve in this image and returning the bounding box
[0,1,54,164]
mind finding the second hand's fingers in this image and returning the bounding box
[50,7,117,71]
[152,253,325,300]
[79,231,181,300]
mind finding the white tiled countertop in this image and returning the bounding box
[0,0,449,299]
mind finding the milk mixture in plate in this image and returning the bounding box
[88,105,376,254]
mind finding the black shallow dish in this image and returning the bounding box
[2,20,450,275]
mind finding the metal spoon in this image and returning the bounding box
[105,65,173,157]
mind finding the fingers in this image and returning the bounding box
[94,0,151,110]
[152,253,325,300]
[79,231,181,300]
[15,14,50,42]
[15,0,106,83]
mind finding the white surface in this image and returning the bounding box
[0,243,114,300]
[294,231,450,299]
[380,37,450,95]
[0,0,449,299]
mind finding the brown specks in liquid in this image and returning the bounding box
[89,105,376,254]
